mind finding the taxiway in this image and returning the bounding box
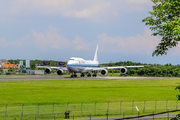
[0,75,179,81]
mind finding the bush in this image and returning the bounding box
[176,95,180,100]
[6,72,12,75]
[8,69,13,72]
[171,114,180,120]
[168,74,172,77]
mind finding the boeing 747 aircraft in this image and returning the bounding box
[38,46,144,77]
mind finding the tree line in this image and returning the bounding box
[101,61,180,77]
[7,59,180,77]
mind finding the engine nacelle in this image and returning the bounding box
[45,68,52,74]
[57,69,63,75]
[120,68,127,74]
[101,69,108,75]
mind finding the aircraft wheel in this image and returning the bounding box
[71,75,74,78]
[81,74,84,77]
[93,74,96,77]
[74,75,77,77]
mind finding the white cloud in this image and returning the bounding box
[30,27,71,50]
[73,36,89,50]
[3,26,177,56]
[0,26,90,51]
[0,27,158,54]
[0,0,153,22]
[98,28,161,55]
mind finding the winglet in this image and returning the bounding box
[93,45,98,61]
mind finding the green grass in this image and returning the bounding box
[0,79,179,105]
[0,79,180,119]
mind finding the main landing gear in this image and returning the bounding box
[71,73,97,77]
[86,73,97,77]
[87,73,91,77]
[80,74,85,77]
[92,74,97,77]
[71,73,77,78]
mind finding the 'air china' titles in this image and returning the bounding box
[79,61,85,64]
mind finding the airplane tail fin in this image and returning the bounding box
[93,45,98,61]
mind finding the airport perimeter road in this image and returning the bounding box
[0,75,179,81]
[73,114,177,120]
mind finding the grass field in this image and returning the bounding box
[0,78,180,119]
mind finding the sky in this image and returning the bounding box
[0,0,180,65]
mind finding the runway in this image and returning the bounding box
[0,75,179,81]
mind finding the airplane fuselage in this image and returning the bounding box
[67,57,98,73]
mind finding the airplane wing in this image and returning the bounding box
[106,66,144,69]
[84,66,144,71]
[37,66,67,70]
[84,65,144,75]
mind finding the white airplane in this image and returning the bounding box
[38,45,144,77]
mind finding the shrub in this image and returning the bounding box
[6,72,12,75]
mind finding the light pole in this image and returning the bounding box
[166,99,169,110]
[120,100,123,115]
[21,104,24,120]
[143,100,146,113]
[81,101,84,117]
[155,99,158,113]
[67,102,70,109]
[5,104,8,120]
[176,100,178,110]
[53,103,55,117]
[107,101,110,115]
[95,101,97,116]
[38,103,41,119]
[132,100,135,114]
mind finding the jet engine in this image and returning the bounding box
[120,67,127,74]
[101,69,108,75]
[45,68,52,74]
[57,69,64,75]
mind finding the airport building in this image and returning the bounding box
[0,59,18,68]
[22,70,44,75]
[0,59,10,65]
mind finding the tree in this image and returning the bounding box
[142,0,180,56]
[175,83,180,100]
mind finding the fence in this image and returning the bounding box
[0,100,180,120]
